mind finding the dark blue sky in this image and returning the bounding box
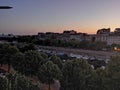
[0,0,120,35]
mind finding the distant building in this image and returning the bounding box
[114,28,120,33]
[37,32,60,39]
[107,36,120,45]
[88,28,120,45]
[114,28,120,35]
[97,28,110,35]
[37,27,120,45]
[0,33,14,38]
[63,30,77,34]
[37,32,46,39]
[70,33,87,41]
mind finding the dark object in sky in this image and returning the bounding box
[0,6,13,9]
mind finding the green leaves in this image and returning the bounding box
[2,43,120,90]
[38,61,62,84]
[0,73,41,90]
[104,56,120,90]
[49,55,63,69]
[12,50,48,76]
[61,59,94,90]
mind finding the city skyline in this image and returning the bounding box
[0,0,120,35]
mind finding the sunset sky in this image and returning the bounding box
[0,0,120,35]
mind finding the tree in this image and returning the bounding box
[104,56,120,90]
[39,52,48,64]
[18,43,36,52]
[0,44,19,72]
[94,68,106,90]
[11,52,25,74]
[0,77,7,90]
[49,55,63,69]
[24,50,47,76]
[79,40,89,49]
[12,50,48,76]
[38,61,62,90]
[61,59,96,90]
[6,73,41,90]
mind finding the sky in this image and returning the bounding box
[0,0,120,35]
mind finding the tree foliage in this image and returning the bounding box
[38,61,62,87]
[0,43,19,72]
[0,73,42,90]
[104,56,120,90]
[0,77,7,90]
[61,59,96,90]
[12,50,48,76]
[49,55,63,69]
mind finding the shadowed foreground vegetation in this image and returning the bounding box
[0,43,120,90]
